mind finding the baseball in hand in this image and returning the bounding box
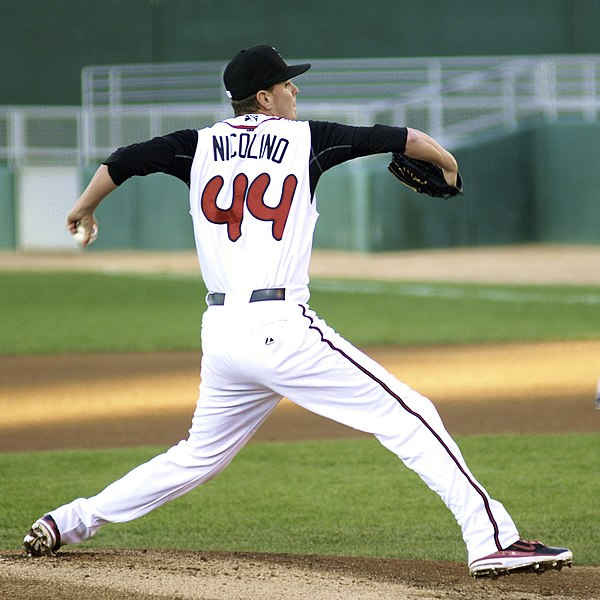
[73,224,98,246]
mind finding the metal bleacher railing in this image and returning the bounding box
[1,55,599,165]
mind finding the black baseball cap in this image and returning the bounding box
[223,45,311,101]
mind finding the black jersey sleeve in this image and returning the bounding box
[308,121,407,186]
[103,129,199,187]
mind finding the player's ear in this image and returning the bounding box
[256,89,271,110]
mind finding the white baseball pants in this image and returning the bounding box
[50,300,519,563]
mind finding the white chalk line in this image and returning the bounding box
[309,280,600,305]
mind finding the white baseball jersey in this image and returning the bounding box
[190,115,315,304]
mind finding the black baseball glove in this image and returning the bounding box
[388,153,463,200]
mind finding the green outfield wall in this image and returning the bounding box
[3,0,600,106]
[0,167,15,249]
[313,121,599,250]
[531,123,600,243]
[3,120,595,253]
[82,169,194,251]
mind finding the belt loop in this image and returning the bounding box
[249,288,286,302]
[206,292,225,306]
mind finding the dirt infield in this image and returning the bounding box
[1,549,597,600]
[1,246,599,599]
[2,244,600,283]
[1,341,599,452]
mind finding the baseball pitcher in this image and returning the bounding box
[24,45,571,578]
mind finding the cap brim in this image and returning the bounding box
[285,63,311,79]
[264,63,311,90]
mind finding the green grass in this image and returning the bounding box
[2,435,598,564]
[310,279,600,345]
[0,272,205,354]
[1,272,599,354]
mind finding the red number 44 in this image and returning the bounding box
[201,172,298,242]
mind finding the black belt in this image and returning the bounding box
[207,288,286,306]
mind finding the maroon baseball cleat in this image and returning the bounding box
[23,515,61,557]
[469,539,572,578]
